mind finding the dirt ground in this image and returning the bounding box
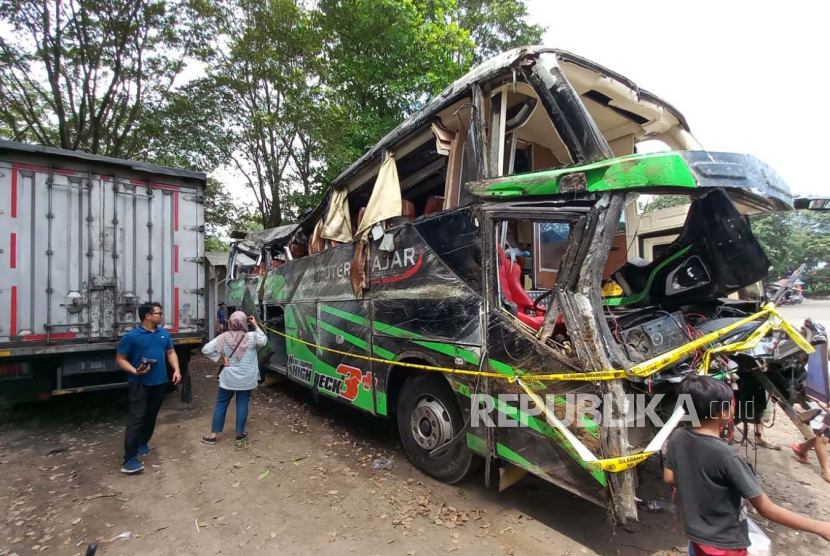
[2,339,830,555]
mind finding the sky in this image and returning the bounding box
[526,0,829,197]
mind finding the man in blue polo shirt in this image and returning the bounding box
[116,301,181,473]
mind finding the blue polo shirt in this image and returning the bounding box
[117,326,174,385]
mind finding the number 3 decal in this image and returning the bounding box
[336,364,364,401]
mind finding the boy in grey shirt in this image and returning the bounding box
[665,375,830,555]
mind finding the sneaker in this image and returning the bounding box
[138,444,151,457]
[121,457,144,474]
[201,435,217,445]
[235,432,248,442]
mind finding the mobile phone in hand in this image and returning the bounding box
[138,357,157,374]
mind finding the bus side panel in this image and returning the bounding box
[283,303,317,389]
[227,278,246,309]
[413,208,483,296]
[485,311,608,506]
[316,300,374,414]
[265,243,355,305]
[371,334,481,419]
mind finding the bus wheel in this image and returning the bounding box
[397,373,473,484]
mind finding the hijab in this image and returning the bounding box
[215,311,250,362]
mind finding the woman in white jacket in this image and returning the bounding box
[201,311,267,444]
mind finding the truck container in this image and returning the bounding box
[0,140,206,402]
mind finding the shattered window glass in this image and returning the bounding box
[538,222,570,272]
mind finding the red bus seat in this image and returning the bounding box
[424,195,445,216]
[497,246,566,334]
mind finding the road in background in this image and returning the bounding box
[777,299,830,332]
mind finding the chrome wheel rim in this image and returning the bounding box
[411,395,453,451]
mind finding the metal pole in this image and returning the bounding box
[46,166,54,343]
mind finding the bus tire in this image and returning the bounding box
[396,373,473,484]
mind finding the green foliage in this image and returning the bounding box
[751,210,830,292]
[456,0,545,63]
[313,0,475,186]
[0,0,214,158]
[643,195,691,213]
[205,236,230,252]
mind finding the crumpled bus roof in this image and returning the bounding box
[327,46,690,194]
[467,150,793,212]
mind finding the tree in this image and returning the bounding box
[751,210,830,291]
[0,0,214,158]
[643,195,690,213]
[205,236,230,252]
[313,0,475,186]
[312,0,544,191]
[751,213,791,278]
[174,0,320,228]
[2,0,544,232]
[455,0,545,63]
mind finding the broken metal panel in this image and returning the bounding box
[470,83,489,182]
[483,310,608,504]
[366,189,483,338]
[264,244,357,304]
[367,224,476,302]
[580,194,637,522]
[373,298,482,346]
[244,223,300,247]
[322,46,691,197]
[751,367,816,440]
[612,189,770,309]
[466,151,793,212]
[413,208,483,295]
[539,192,637,522]
[523,59,613,164]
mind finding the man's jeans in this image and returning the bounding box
[211,387,251,434]
[124,382,166,463]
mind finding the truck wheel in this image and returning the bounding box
[397,373,473,484]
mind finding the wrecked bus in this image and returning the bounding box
[226,47,816,522]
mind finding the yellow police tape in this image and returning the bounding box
[260,323,628,381]
[258,302,814,474]
[261,303,812,383]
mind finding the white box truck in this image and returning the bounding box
[0,141,206,403]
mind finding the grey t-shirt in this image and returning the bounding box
[666,428,764,549]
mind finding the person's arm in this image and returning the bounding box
[116,335,149,376]
[253,325,267,348]
[663,432,677,486]
[725,453,830,541]
[749,494,830,540]
[167,348,181,385]
[201,336,221,361]
[165,334,181,385]
[116,352,149,376]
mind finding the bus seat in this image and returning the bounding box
[424,195,445,216]
[401,200,415,222]
[498,246,552,331]
[386,200,416,229]
[498,247,544,316]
